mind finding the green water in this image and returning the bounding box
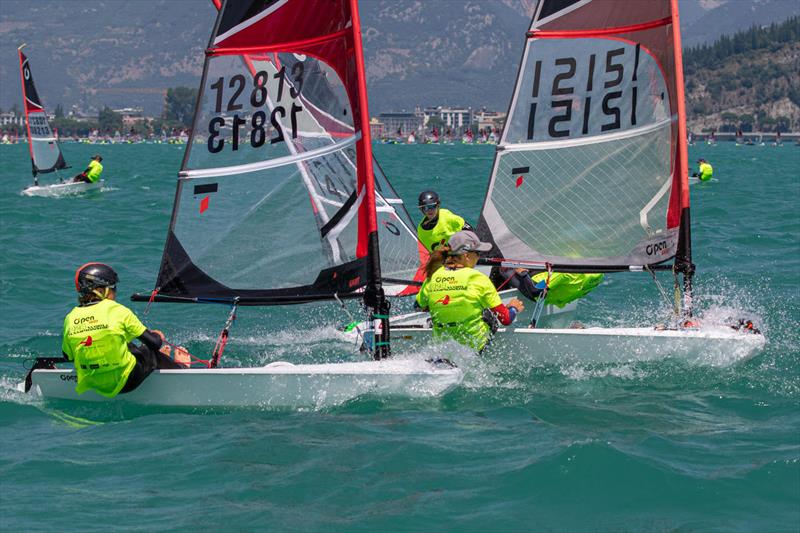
[0,142,798,531]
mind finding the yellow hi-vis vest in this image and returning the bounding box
[61,299,146,397]
[417,265,502,350]
[532,272,604,307]
[417,208,465,252]
[86,160,103,182]
[698,162,713,181]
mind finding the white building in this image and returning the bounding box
[377,111,424,136]
[0,111,26,127]
[422,106,473,134]
[474,109,507,132]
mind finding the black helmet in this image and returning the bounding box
[418,190,440,207]
[75,263,118,294]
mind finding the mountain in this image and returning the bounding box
[684,16,800,132]
[0,0,798,118]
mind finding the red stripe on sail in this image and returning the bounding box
[208,28,350,57]
[350,0,378,258]
[529,16,671,38]
[667,0,690,226]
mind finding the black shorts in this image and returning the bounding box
[120,343,183,394]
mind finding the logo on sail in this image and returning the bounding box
[512,166,529,188]
[646,240,669,256]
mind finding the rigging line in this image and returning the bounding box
[210,299,238,369]
[529,263,552,328]
[161,339,210,367]
[672,268,682,317]
[334,292,364,352]
[645,265,674,313]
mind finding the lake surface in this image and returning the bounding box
[1,141,798,531]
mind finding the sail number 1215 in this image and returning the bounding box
[526,44,643,140]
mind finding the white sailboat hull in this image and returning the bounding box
[22,179,104,197]
[391,325,765,366]
[28,359,463,408]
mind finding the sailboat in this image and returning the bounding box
[17,45,102,197]
[26,0,462,407]
[376,0,764,364]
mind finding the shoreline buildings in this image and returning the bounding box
[374,106,507,142]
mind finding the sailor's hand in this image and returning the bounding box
[151,329,166,341]
[507,297,525,312]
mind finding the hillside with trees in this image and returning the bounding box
[684,16,800,133]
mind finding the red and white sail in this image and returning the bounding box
[18,46,68,180]
[477,0,690,271]
[144,0,422,305]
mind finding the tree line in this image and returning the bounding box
[684,15,800,132]
[684,16,800,72]
[1,86,198,136]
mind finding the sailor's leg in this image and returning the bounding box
[119,344,156,394]
[119,343,183,394]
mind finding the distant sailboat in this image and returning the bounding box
[18,44,103,197]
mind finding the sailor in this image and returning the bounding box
[72,154,103,183]
[489,266,545,301]
[61,263,184,398]
[489,266,604,307]
[692,158,713,181]
[416,190,474,252]
[416,231,524,352]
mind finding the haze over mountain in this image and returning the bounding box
[0,0,797,117]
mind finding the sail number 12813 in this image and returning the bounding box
[206,65,304,153]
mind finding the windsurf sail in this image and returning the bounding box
[18,45,68,185]
[477,0,691,278]
[133,0,423,355]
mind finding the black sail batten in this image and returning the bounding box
[536,0,584,21]
[320,190,358,238]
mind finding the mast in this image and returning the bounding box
[350,0,390,359]
[670,0,694,316]
[17,44,37,185]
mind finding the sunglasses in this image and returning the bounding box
[419,203,438,212]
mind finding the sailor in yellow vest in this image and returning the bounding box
[61,263,184,398]
[489,266,604,308]
[693,158,713,181]
[72,154,103,183]
[417,231,525,352]
[416,190,473,252]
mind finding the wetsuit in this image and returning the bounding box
[489,267,545,301]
